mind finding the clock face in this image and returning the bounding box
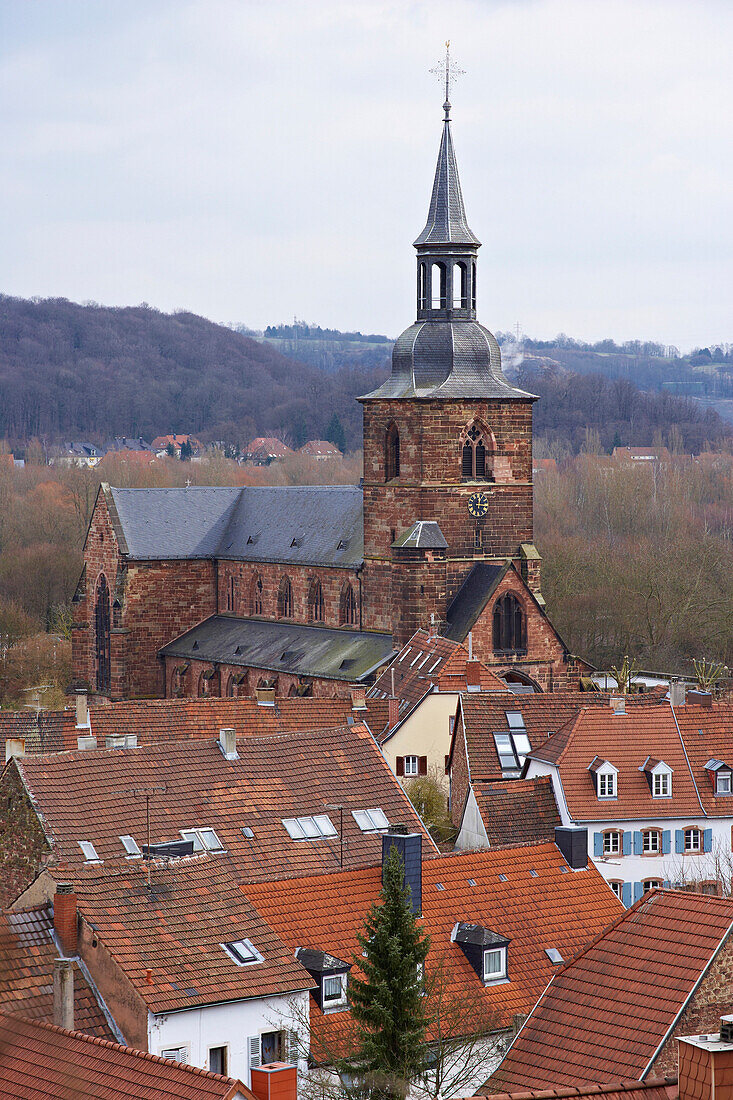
[467,492,490,518]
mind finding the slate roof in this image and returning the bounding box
[473,778,562,847]
[0,1011,253,1100]
[0,907,113,1039]
[13,724,435,880]
[487,890,733,1092]
[159,616,393,683]
[102,484,364,567]
[244,842,622,1053]
[528,705,704,821]
[67,859,313,1014]
[444,562,507,641]
[392,520,448,550]
[476,1080,678,1100]
[414,113,480,247]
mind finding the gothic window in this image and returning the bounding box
[453,261,467,308]
[171,664,188,698]
[492,593,526,655]
[431,262,446,308]
[226,574,236,612]
[340,583,358,626]
[308,578,325,622]
[418,262,428,310]
[94,574,111,694]
[461,423,492,481]
[277,576,294,619]
[252,574,263,616]
[385,423,400,481]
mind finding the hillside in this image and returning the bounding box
[0,296,383,449]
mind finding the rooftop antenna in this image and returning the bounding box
[325,804,345,868]
[125,785,167,889]
[429,39,465,119]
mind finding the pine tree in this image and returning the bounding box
[343,844,431,1100]
[325,413,346,454]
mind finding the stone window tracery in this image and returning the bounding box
[308,578,325,623]
[252,575,263,616]
[340,583,357,626]
[277,576,294,619]
[461,423,492,481]
[492,593,526,655]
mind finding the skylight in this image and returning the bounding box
[119,835,141,857]
[222,939,263,966]
[545,948,564,964]
[493,730,531,772]
[78,841,100,862]
[505,711,525,729]
[282,815,338,841]
[179,827,224,853]
[241,827,254,839]
[352,808,389,832]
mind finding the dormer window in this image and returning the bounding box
[640,758,672,798]
[653,771,670,797]
[705,760,733,795]
[323,974,347,1006]
[589,758,618,799]
[295,948,351,1012]
[180,827,224,852]
[599,772,616,798]
[718,771,732,795]
[453,923,510,985]
[483,947,507,981]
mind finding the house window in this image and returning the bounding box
[684,827,702,853]
[609,880,624,899]
[180,827,224,852]
[252,574,263,615]
[277,576,294,619]
[492,593,526,655]
[643,879,662,892]
[385,423,400,480]
[78,840,100,862]
[352,808,390,832]
[461,423,492,481]
[598,771,617,798]
[483,947,507,982]
[209,1047,228,1075]
[493,730,531,774]
[282,815,338,840]
[323,974,347,1005]
[222,938,264,966]
[340,583,357,626]
[119,835,141,857]
[308,578,325,622]
[161,1047,188,1064]
[653,771,671,797]
[603,831,622,856]
[404,755,420,777]
[642,830,661,854]
[716,771,732,795]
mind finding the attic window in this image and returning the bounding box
[529,869,538,877]
[246,535,258,545]
[589,758,618,799]
[400,649,412,664]
[498,873,508,882]
[718,772,732,795]
[493,731,531,774]
[505,711,525,729]
[119,835,141,857]
[78,840,100,862]
[435,882,445,891]
[640,758,673,797]
[468,878,476,886]
[545,948,564,964]
[241,826,254,839]
[282,815,338,840]
[339,659,355,671]
[410,651,424,668]
[323,974,347,1005]
[291,537,303,548]
[483,948,507,981]
[192,641,199,651]
[180,827,224,852]
[427,658,441,674]
[352,808,389,832]
[222,939,263,966]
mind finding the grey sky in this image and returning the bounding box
[1,0,731,349]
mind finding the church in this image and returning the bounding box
[72,94,589,701]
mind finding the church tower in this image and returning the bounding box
[359,65,539,644]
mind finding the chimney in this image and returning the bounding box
[555,825,588,870]
[76,735,97,751]
[53,883,78,957]
[678,1017,733,1100]
[670,681,687,707]
[388,697,399,730]
[53,958,74,1031]
[350,686,367,712]
[688,689,713,708]
[468,631,473,660]
[74,688,89,729]
[5,737,25,763]
[256,685,276,707]
[610,694,626,715]
[250,1064,298,1100]
[466,660,482,692]
[218,728,238,760]
[382,825,422,915]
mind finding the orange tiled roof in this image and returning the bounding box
[13,724,435,879]
[300,440,341,456]
[475,1079,678,1100]
[530,705,703,820]
[672,701,733,817]
[243,841,622,1053]
[246,437,291,456]
[473,778,562,847]
[0,907,113,1039]
[0,1011,253,1099]
[487,889,733,1092]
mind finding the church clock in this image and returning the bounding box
[467,492,490,518]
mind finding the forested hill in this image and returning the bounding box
[0,296,383,449]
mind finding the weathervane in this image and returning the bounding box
[429,40,464,118]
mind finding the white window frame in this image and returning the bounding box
[282,815,338,840]
[642,879,662,892]
[684,827,701,853]
[609,881,623,899]
[160,1046,188,1064]
[221,938,264,966]
[119,834,141,857]
[404,755,419,777]
[78,840,101,862]
[352,808,389,832]
[597,768,617,799]
[483,946,507,982]
[642,829,660,854]
[603,831,621,856]
[322,973,347,1006]
[180,827,224,853]
[716,771,732,795]
[652,769,672,797]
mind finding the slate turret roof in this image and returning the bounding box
[413,110,480,247]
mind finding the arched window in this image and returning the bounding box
[94,574,111,693]
[385,423,400,481]
[418,262,428,310]
[171,664,188,698]
[492,593,526,655]
[308,578,325,622]
[226,574,236,613]
[431,262,446,308]
[471,262,477,310]
[453,262,467,308]
[226,674,236,698]
[277,576,294,619]
[252,574,263,616]
[340,583,357,626]
[461,422,493,481]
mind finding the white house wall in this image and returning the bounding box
[382,694,460,790]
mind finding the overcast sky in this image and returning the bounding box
[1,0,731,349]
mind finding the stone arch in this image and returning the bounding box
[94,573,111,694]
[459,419,495,481]
[171,663,189,698]
[385,422,400,481]
[492,592,527,655]
[277,575,294,619]
[339,581,358,627]
[431,261,446,308]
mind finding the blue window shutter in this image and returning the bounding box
[704,828,713,853]
[662,830,671,854]
[675,829,684,854]
[622,882,632,908]
[622,831,632,856]
[633,831,643,856]
[633,881,643,902]
[593,832,603,857]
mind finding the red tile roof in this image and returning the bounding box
[299,440,341,456]
[13,723,435,880]
[243,842,622,1054]
[0,907,113,1039]
[487,889,733,1092]
[476,1079,678,1100]
[0,1011,252,1099]
[530,706,703,820]
[246,437,291,457]
[672,701,733,817]
[472,778,562,847]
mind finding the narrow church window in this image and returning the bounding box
[252,575,263,616]
[453,262,467,308]
[385,423,400,481]
[471,262,477,310]
[461,423,493,482]
[308,578,325,622]
[277,576,294,619]
[492,593,526,655]
[226,575,236,613]
[431,262,446,308]
[340,583,357,627]
[94,574,111,694]
[418,262,428,310]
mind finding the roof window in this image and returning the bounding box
[505,711,525,729]
[427,658,442,674]
[352,807,389,832]
[290,537,303,548]
[399,648,412,664]
[119,835,141,857]
[529,869,538,877]
[241,826,254,839]
[435,882,445,891]
[410,651,424,667]
[222,939,263,966]
[452,923,510,985]
[179,827,224,853]
[467,878,476,886]
[282,815,338,840]
[545,948,564,964]
[78,841,100,862]
[493,730,531,774]
[337,539,349,551]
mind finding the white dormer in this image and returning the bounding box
[639,757,673,797]
[588,757,618,799]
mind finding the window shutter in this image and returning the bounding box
[593,832,603,858]
[418,756,428,776]
[622,831,632,856]
[633,831,643,856]
[703,828,713,853]
[662,830,671,854]
[621,882,632,908]
[286,1030,299,1066]
[444,754,450,774]
[633,882,643,902]
[248,1035,261,1069]
[675,829,684,854]
[396,757,404,777]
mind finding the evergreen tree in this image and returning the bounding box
[343,844,431,1100]
[325,413,346,454]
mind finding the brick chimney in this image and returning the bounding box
[350,686,367,712]
[53,958,74,1031]
[256,685,276,707]
[382,824,422,916]
[678,1017,733,1099]
[388,697,399,730]
[53,883,78,957]
[465,660,482,692]
[74,688,89,729]
[250,1063,297,1100]
[555,825,588,870]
